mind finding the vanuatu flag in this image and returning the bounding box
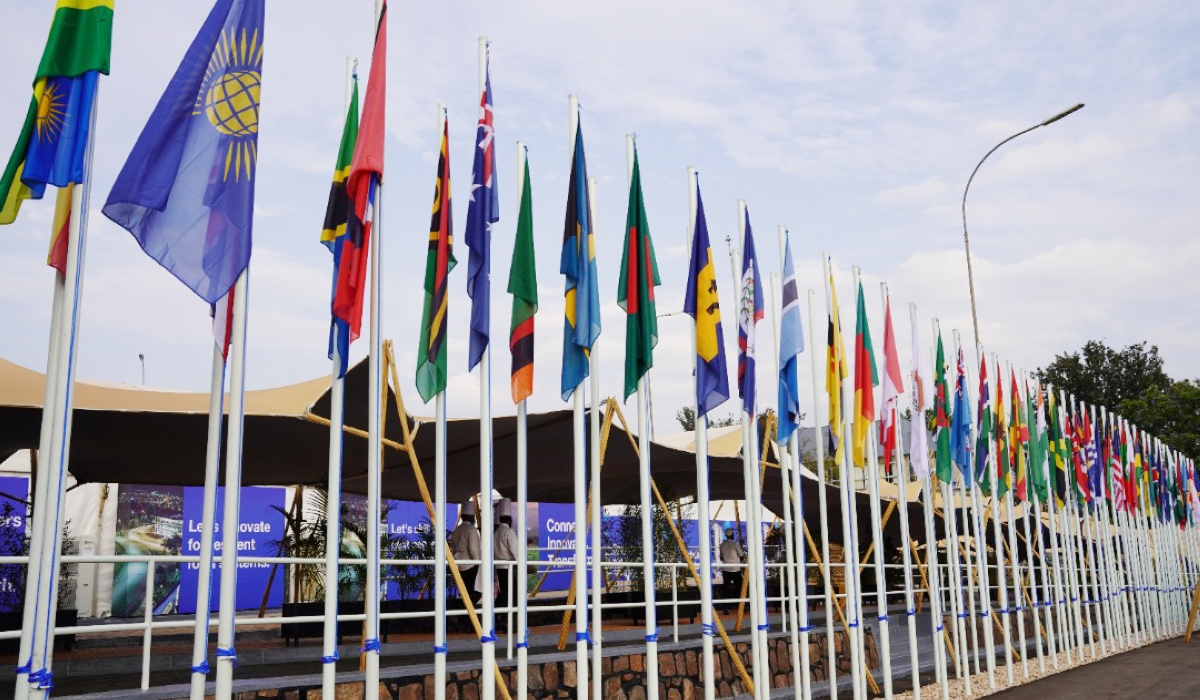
[933,332,952,484]
[320,77,358,378]
[1,0,113,225]
[825,265,848,463]
[684,179,729,417]
[617,146,660,400]
[416,117,455,403]
[508,152,537,404]
[850,281,877,468]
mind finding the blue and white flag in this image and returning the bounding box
[777,233,805,444]
[737,208,763,416]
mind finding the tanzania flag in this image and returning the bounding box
[465,53,498,370]
[508,153,536,404]
[320,78,359,378]
[415,117,455,403]
[933,332,952,484]
[1010,371,1030,501]
[825,264,848,462]
[850,281,877,468]
[618,146,660,400]
[559,119,600,400]
[684,179,729,417]
[975,357,993,495]
[1,0,113,225]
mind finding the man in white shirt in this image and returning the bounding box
[450,500,481,618]
[719,527,745,612]
[493,498,520,629]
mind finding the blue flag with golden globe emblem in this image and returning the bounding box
[683,180,729,416]
[103,0,264,306]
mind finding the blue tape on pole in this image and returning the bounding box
[481,632,498,643]
[798,625,815,632]
[516,642,529,649]
[999,607,1010,614]
[15,659,31,675]
[646,633,659,642]
[28,669,52,690]
[757,624,769,631]
[957,613,968,619]
[1015,606,1024,612]
[363,638,381,653]
[906,609,916,617]
[877,615,888,623]
[980,610,990,617]
[576,632,591,644]
[936,624,945,632]
[321,651,339,664]
[190,661,211,675]
[434,645,448,654]
[702,623,717,637]
[849,621,859,628]
[217,646,237,668]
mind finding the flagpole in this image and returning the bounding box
[809,289,840,700]
[968,352,996,689]
[1030,379,1059,670]
[433,102,449,700]
[1003,361,1026,680]
[587,173,604,700]
[513,140,531,700]
[988,354,1012,683]
[881,284,919,700]
[1086,402,1112,657]
[213,270,250,700]
[909,303,950,700]
[1058,390,1087,656]
[934,321,968,695]
[1045,388,1071,665]
[767,268,803,700]
[1018,373,1044,675]
[955,339,980,681]
[319,55,357,700]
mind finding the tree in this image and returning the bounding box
[1120,379,1200,458]
[1036,340,1171,412]
[674,406,737,432]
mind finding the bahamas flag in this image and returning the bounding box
[1,0,113,225]
[683,179,729,416]
[320,77,358,378]
[559,119,600,400]
[104,0,264,305]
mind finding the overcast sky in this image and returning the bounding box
[2,1,1198,437]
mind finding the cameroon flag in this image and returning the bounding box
[416,117,456,403]
[508,154,537,404]
[617,146,660,400]
[851,281,877,468]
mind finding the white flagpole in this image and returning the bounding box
[318,55,357,700]
[1044,388,1072,664]
[188,348,228,700]
[909,304,949,700]
[213,270,250,700]
[1084,403,1109,657]
[1002,361,1026,679]
[935,321,968,695]
[433,102,449,700]
[988,354,1011,684]
[514,140,531,700]
[1058,391,1087,656]
[587,173,603,700]
[768,268,802,700]
[1030,379,1059,670]
[808,289,839,700]
[966,343,996,689]
[954,337,980,681]
[565,93,591,700]
[1017,373,1044,675]
[475,37,498,700]
[856,268,891,700]
[688,167,716,700]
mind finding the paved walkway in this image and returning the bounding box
[987,639,1200,700]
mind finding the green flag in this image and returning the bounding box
[508,156,537,404]
[616,148,660,400]
[933,333,953,484]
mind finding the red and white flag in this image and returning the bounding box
[879,297,904,473]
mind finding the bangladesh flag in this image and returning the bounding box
[617,147,660,400]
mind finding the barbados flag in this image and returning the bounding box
[683,179,729,417]
[560,118,600,400]
[104,0,264,305]
[1,0,113,226]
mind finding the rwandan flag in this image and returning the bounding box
[334,1,386,346]
[319,77,358,378]
[949,345,971,486]
[1,1,112,227]
[932,332,952,484]
[104,0,264,306]
[777,234,805,445]
[825,266,848,462]
[415,117,455,403]
[737,209,763,416]
[683,179,729,417]
[850,281,877,468]
[559,119,600,400]
[508,152,536,404]
[465,53,498,370]
[617,145,660,400]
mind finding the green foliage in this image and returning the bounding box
[604,490,694,592]
[674,406,738,432]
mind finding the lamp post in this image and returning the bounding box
[962,103,1084,351]
[138,353,145,386]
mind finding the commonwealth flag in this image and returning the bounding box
[465,55,498,370]
[683,180,729,417]
[777,234,805,445]
[617,146,660,400]
[559,120,600,400]
[826,266,848,462]
[104,0,264,305]
[850,281,877,468]
[416,117,455,403]
[508,155,537,404]
[1,0,113,225]
[320,77,358,378]
[737,209,764,415]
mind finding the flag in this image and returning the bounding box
[737,209,764,416]
[1,0,112,225]
[508,155,537,404]
[777,234,805,445]
[618,147,660,400]
[995,362,1010,497]
[933,332,952,484]
[320,77,359,378]
[103,0,263,306]
[560,119,600,399]
[683,180,729,417]
[47,184,74,273]
[975,357,993,494]
[415,117,455,403]
[1109,425,1127,513]
[851,281,877,468]
[825,265,848,462]
[1050,392,1070,504]
[1028,382,1050,503]
[950,346,971,485]
[908,309,931,480]
[1086,408,1104,503]
[332,1,386,344]
[1010,371,1030,501]
[465,55,498,370]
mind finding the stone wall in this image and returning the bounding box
[178,629,878,700]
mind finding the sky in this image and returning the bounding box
[2,0,1198,439]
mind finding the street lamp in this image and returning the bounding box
[961,103,1084,351]
[138,353,145,386]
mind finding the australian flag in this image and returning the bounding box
[465,54,498,370]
